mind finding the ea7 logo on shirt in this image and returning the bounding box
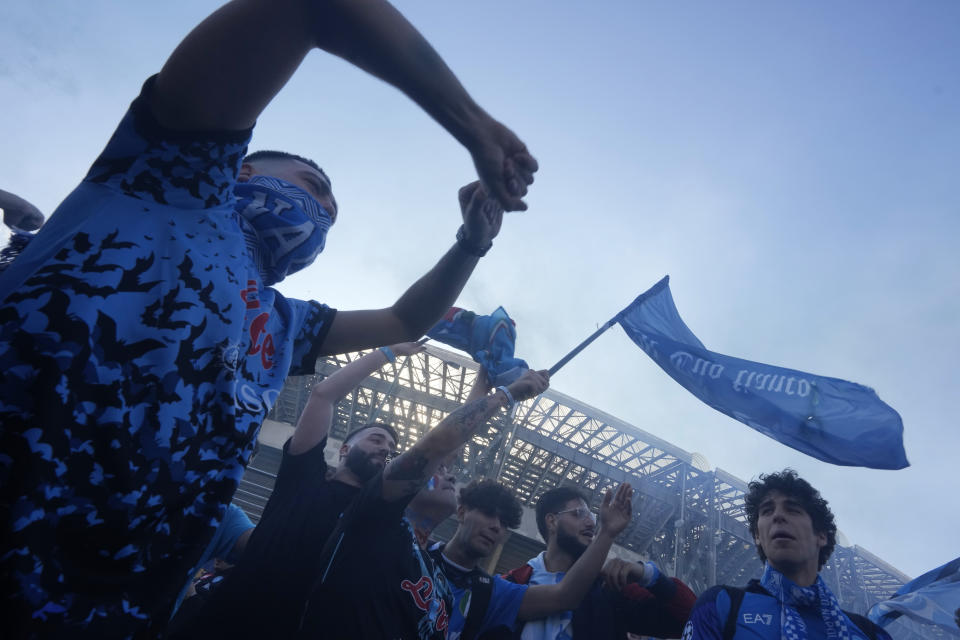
[743,612,774,625]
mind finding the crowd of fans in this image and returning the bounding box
[0,1,933,639]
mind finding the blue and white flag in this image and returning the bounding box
[617,276,908,469]
[868,557,960,636]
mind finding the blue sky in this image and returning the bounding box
[2,1,958,580]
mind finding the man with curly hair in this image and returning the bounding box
[434,479,636,640]
[682,469,891,640]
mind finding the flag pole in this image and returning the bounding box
[548,315,619,376]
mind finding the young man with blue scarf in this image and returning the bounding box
[0,0,537,636]
[682,470,890,640]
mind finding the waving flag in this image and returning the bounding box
[615,276,908,469]
[868,557,960,636]
[427,306,528,387]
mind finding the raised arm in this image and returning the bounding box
[0,188,43,231]
[319,182,501,355]
[150,0,535,209]
[288,342,424,455]
[381,369,548,502]
[516,483,634,620]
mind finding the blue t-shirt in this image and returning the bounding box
[0,79,334,636]
[439,553,528,640]
[171,503,254,615]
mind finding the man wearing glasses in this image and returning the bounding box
[503,486,696,639]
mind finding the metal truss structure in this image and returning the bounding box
[254,345,937,638]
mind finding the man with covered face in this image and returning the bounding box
[0,0,537,635]
[503,486,695,639]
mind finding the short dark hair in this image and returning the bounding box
[745,469,837,569]
[459,479,523,529]
[243,150,330,185]
[344,422,399,447]
[535,486,589,541]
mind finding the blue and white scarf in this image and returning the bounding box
[760,564,853,640]
[234,175,332,285]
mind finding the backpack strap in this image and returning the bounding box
[461,571,494,640]
[720,586,747,640]
[427,544,495,640]
[844,611,880,640]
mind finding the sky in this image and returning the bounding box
[1,1,957,580]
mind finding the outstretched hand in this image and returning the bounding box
[459,182,503,250]
[0,189,44,232]
[598,482,633,538]
[505,369,549,403]
[390,342,425,358]
[469,117,537,212]
[601,558,647,592]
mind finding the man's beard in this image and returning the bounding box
[343,447,382,482]
[556,527,589,559]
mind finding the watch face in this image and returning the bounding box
[457,226,491,256]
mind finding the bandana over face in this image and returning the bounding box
[234,175,332,285]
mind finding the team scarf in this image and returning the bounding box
[234,175,332,286]
[760,564,853,640]
[520,552,573,640]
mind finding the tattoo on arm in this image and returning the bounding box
[447,396,499,440]
[386,450,430,481]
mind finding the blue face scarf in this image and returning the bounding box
[760,564,853,640]
[234,175,333,286]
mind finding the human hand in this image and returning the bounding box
[598,482,633,538]
[468,116,537,212]
[505,369,549,403]
[391,342,426,358]
[601,558,648,592]
[458,181,503,250]
[0,193,44,232]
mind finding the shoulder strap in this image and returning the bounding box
[460,571,494,640]
[721,586,747,640]
[844,611,880,640]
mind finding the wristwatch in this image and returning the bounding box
[456,225,492,257]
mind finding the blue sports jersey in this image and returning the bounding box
[0,78,334,637]
[682,583,892,640]
[440,556,527,640]
[171,503,254,615]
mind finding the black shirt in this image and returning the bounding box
[181,437,360,639]
[298,474,453,640]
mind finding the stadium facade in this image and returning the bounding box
[233,345,940,639]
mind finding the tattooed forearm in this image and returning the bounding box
[386,450,431,482]
[381,391,505,501]
[445,395,501,441]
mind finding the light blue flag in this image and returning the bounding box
[616,276,908,469]
[868,557,960,636]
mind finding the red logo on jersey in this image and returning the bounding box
[242,281,274,370]
[400,576,449,631]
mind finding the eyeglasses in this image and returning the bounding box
[554,507,596,522]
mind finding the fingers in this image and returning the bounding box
[615,560,632,592]
[391,341,425,356]
[487,177,526,213]
[513,151,539,175]
[458,181,482,212]
[601,487,613,509]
